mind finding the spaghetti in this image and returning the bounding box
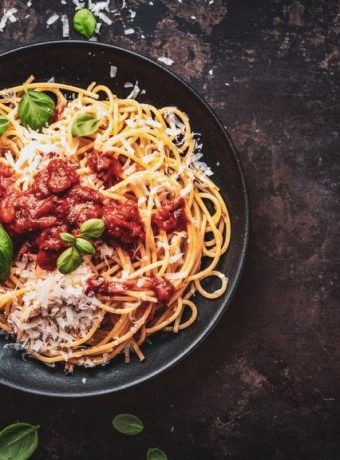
[0,78,231,370]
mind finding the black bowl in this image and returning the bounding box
[0,41,249,397]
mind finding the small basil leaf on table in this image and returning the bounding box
[0,116,9,136]
[18,90,55,131]
[79,218,105,239]
[71,113,99,137]
[59,232,76,244]
[73,8,97,39]
[112,413,144,436]
[57,247,82,275]
[0,422,39,460]
[75,238,95,255]
[0,225,13,282]
[147,448,168,460]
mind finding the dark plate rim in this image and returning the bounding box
[0,40,250,398]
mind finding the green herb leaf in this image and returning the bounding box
[79,218,105,239]
[57,247,82,275]
[75,238,95,255]
[147,448,168,460]
[71,113,99,137]
[0,422,39,460]
[59,232,76,244]
[73,8,97,39]
[0,225,13,282]
[0,116,9,136]
[18,91,55,131]
[112,414,144,436]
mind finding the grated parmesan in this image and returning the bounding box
[46,13,59,27]
[72,0,85,9]
[97,12,112,25]
[110,65,117,78]
[0,8,18,32]
[169,248,183,264]
[121,138,134,155]
[124,28,135,35]
[164,272,186,280]
[61,14,70,38]
[126,81,140,99]
[8,262,102,354]
[179,182,193,197]
[90,1,110,14]
[158,56,174,66]
[146,118,162,128]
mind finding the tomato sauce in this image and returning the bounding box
[152,196,187,233]
[87,275,175,304]
[103,199,145,245]
[88,150,123,188]
[0,158,145,270]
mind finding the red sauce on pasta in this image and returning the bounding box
[152,196,187,233]
[88,150,123,188]
[0,158,144,270]
[87,275,175,304]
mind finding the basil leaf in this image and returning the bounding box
[147,448,168,460]
[73,8,97,39]
[112,414,144,436]
[59,232,76,244]
[57,247,82,274]
[0,116,9,136]
[75,238,95,255]
[71,113,99,137]
[18,91,55,131]
[0,225,13,282]
[0,422,39,460]
[79,218,105,239]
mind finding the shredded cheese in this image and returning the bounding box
[158,57,174,66]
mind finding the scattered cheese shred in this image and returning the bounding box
[90,1,110,14]
[72,0,85,9]
[124,28,135,35]
[158,56,174,66]
[110,65,117,78]
[61,14,70,38]
[126,81,140,99]
[46,13,59,27]
[0,8,18,32]
[97,12,112,25]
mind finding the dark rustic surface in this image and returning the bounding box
[0,1,339,459]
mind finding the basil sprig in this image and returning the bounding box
[0,225,13,282]
[73,8,97,39]
[79,218,105,239]
[18,90,55,131]
[75,238,95,255]
[0,116,9,136]
[147,448,168,460]
[0,422,39,460]
[60,232,76,244]
[57,246,82,275]
[57,219,105,275]
[112,413,144,436]
[71,113,99,137]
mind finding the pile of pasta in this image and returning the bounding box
[0,79,231,370]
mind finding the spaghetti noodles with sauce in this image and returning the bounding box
[0,78,231,371]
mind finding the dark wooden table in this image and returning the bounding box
[0,1,339,459]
